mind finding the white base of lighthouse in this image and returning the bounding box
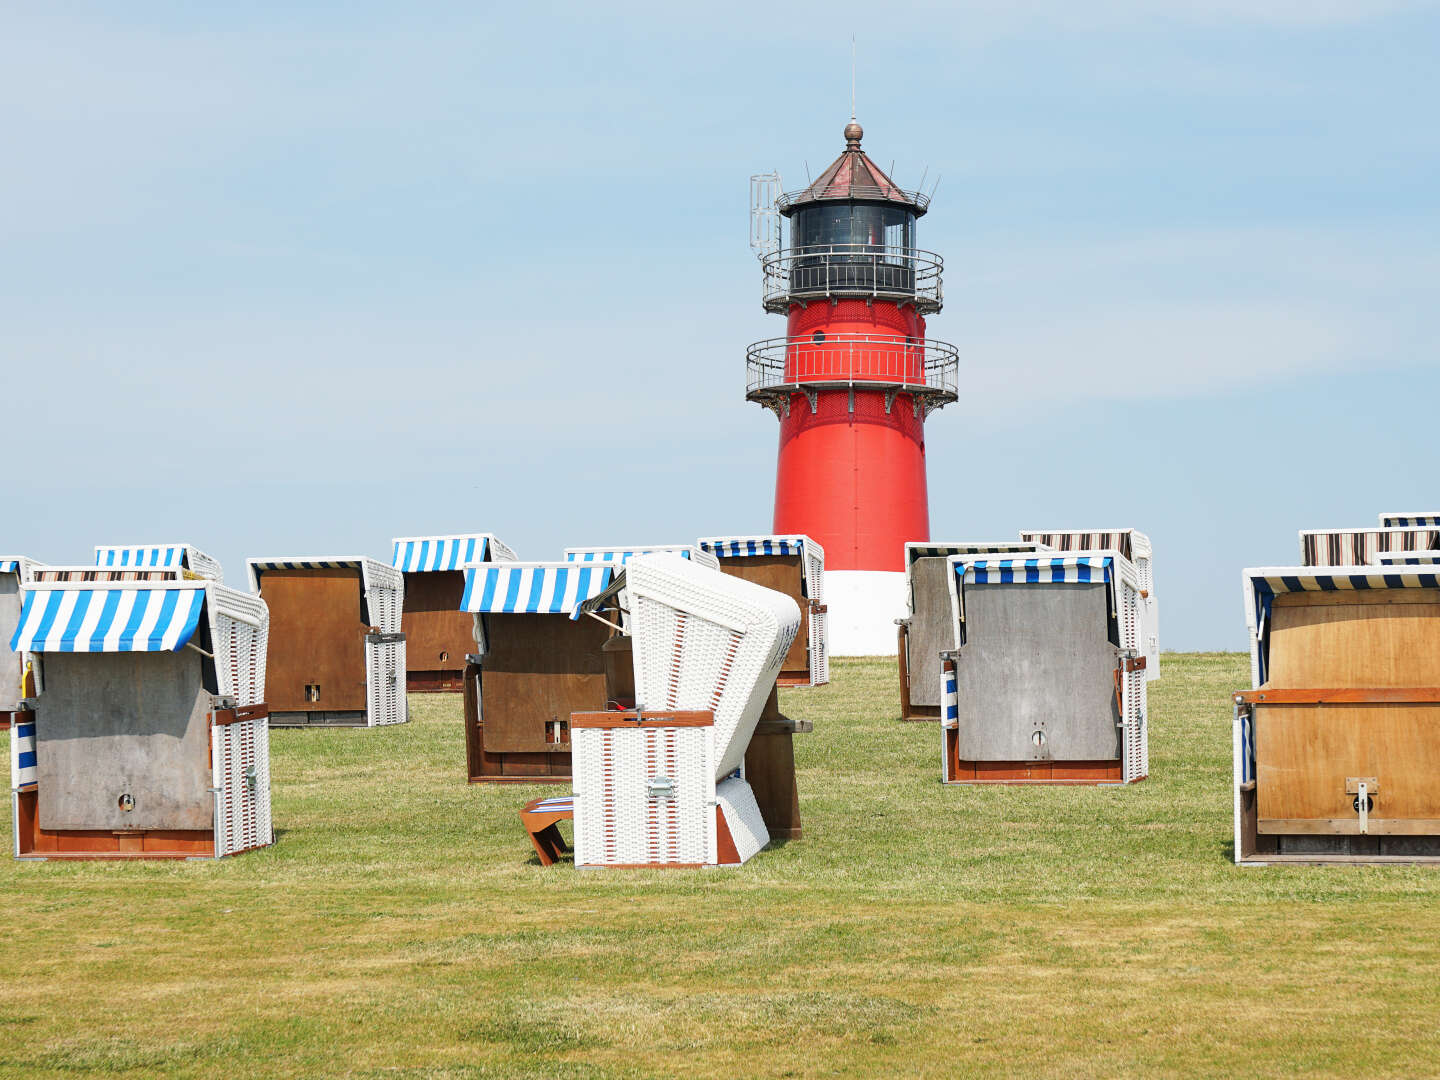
[823,571,906,656]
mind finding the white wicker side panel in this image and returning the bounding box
[212,713,272,857]
[1136,554,1160,680]
[716,777,768,864]
[365,636,409,726]
[187,549,224,582]
[1120,581,1148,782]
[805,548,828,685]
[213,612,268,707]
[210,587,269,706]
[573,725,714,867]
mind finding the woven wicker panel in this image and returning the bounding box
[627,556,799,779]
[213,714,272,857]
[572,724,713,866]
[716,776,769,864]
[366,637,408,726]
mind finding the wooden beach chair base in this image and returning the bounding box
[520,796,574,866]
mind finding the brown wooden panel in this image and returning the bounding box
[1255,702,1440,824]
[478,614,610,754]
[745,731,801,839]
[16,792,214,857]
[1239,688,1440,705]
[260,568,369,711]
[1268,592,1440,688]
[716,555,809,676]
[400,571,473,675]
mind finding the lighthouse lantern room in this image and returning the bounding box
[748,119,956,654]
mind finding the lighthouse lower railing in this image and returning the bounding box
[745,334,959,400]
[761,245,944,313]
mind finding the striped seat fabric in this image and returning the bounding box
[461,562,617,617]
[12,715,36,789]
[1299,528,1440,566]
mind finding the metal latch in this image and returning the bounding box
[1347,777,1378,833]
[245,764,258,793]
[646,775,675,800]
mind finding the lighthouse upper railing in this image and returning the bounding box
[745,334,959,401]
[775,187,930,213]
[761,244,944,313]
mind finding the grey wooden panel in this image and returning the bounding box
[909,557,954,707]
[953,582,1121,761]
[37,651,214,831]
[0,574,21,712]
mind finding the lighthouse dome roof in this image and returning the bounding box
[777,119,929,216]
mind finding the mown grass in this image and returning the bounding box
[2,654,1439,1078]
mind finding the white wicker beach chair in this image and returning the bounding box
[566,553,800,868]
[9,576,271,859]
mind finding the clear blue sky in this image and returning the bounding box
[4,2,1438,649]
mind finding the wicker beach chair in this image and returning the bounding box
[523,553,800,867]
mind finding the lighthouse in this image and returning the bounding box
[747,119,957,654]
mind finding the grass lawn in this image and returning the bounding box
[3,653,1440,1078]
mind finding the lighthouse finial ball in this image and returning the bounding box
[844,119,863,148]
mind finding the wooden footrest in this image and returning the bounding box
[520,796,574,867]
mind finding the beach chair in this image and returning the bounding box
[246,557,406,727]
[940,551,1148,785]
[1235,564,1440,864]
[393,533,516,692]
[9,574,271,859]
[523,553,800,867]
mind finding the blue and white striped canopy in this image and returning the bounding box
[0,560,18,575]
[96,545,187,569]
[393,535,492,573]
[700,537,804,558]
[461,563,616,616]
[13,714,36,789]
[566,546,696,564]
[10,584,207,653]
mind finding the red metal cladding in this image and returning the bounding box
[772,301,931,573]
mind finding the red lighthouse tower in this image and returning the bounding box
[748,119,956,652]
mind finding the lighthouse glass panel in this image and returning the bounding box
[789,204,916,297]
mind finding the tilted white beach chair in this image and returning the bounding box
[523,553,800,868]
